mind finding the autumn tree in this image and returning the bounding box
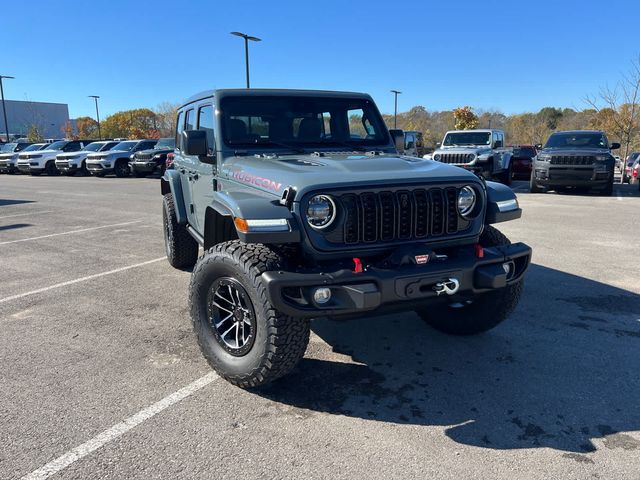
[27,124,44,142]
[453,106,479,130]
[102,108,159,139]
[76,116,99,139]
[61,121,76,139]
[154,102,180,137]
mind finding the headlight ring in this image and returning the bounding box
[457,186,477,218]
[306,195,336,229]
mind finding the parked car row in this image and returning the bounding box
[0,138,175,177]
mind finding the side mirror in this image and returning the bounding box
[182,130,208,156]
[436,142,441,148]
[535,144,542,150]
[610,142,621,150]
[388,129,405,153]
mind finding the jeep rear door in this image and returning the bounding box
[173,109,197,226]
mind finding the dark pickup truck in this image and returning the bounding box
[161,88,531,388]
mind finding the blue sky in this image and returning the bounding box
[3,0,639,119]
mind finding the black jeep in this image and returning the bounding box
[129,137,175,177]
[161,89,531,388]
[530,130,619,195]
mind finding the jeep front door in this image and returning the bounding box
[190,103,216,232]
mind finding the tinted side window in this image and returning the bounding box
[64,141,82,152]
[185,109,195,131]
[197,104,215,154]
[175,111,185,150]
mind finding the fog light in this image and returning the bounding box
[313,287,332,304]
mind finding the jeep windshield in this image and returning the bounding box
[83,142,107,152]
[154,138,175,149]
[544,132,608,149]
[220,96,389,151]
[443,132,491,147]
[112,141,137,152]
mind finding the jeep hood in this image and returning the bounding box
[220,153,480,198]
[539,147,610,156]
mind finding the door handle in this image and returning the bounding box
[192,174,199,180]
[179,168,186,174]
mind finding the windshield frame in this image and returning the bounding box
[544,132,608,149]
[112,141,138,152]
[219,95,391,152]
[442,131,492,147]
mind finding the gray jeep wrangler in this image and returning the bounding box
[161,89,531,388]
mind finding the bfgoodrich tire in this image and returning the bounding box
[416,225,523,335]
[162,193,198,269]
[190,241,310,388]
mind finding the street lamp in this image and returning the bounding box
[390,90,402,129]
[230,31,262,88]
[0,75,15,142]
[88,95,102,139]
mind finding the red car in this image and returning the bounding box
[510,145,536,180]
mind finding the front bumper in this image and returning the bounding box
[87,163,112,174]
[262,242,531,318]
[130,161,160,173]
[534,166,612,187]
[55,161,79,172]
[0,162,18,173]
[17,163,31,173]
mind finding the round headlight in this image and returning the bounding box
[306,195,336,229]
[457,186,476,218]
[434,153,441,161]
[466,153,475,161]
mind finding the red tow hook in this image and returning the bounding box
[352,257,363,274]
[474,244,484,258]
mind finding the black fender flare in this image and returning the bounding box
[160,170,188,224]
[484,181,522,224]
[205,191,301,246]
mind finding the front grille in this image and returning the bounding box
[550,155,595,166]
[335,187,469,245]
[136,153,152,161]
[437,153,471,164]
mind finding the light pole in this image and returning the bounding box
[0,75,15,142]
[88,95,101,139]
[230,32,261,88]
[390,90,402,129]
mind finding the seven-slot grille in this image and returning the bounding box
[437,153,472,164]
[336,187,466,245]
[135,153,153,161]
[550,155,596,166]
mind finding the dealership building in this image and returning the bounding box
[0,99,70,141]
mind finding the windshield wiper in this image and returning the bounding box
[318,141,368,152]
[253,139,307,153]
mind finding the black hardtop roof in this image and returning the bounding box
[550,130,605,135]
[180,88,373,109]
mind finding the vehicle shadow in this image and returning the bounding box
[0,223,32,231]
[258,264,640,453]
[0,199,36,206]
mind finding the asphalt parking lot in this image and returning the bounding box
[1,174,639,480]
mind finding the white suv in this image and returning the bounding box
[86,139,157,177]
[17,139,94,176]
[55,140,120,176]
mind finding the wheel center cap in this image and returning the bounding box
[234,309,244,322]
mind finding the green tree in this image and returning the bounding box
[27,124,44,142]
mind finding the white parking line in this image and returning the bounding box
[0,210,55,220]
[0,220,143,245]
[0,257,165,304]
[21,372,218,480]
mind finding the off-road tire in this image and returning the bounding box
[190,241,310,388]
[163,193,198,269]
[499,163,512,186]
[529,171,544,193]
[599,177,613,196]
[416,225,523,335]
[114,159,130,178]
[45,161,59,176]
